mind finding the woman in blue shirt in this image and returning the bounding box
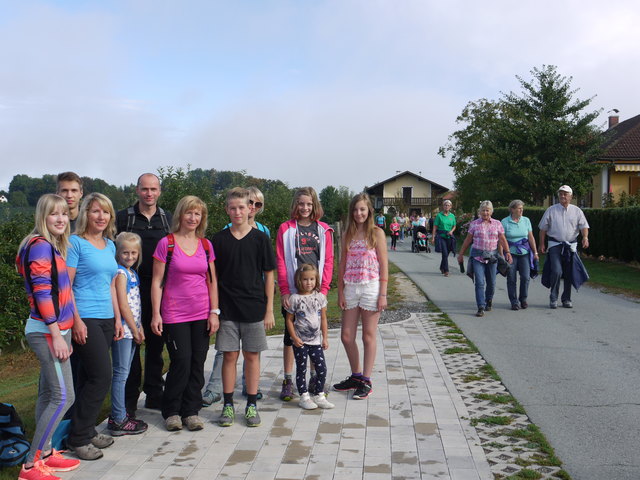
[67,193,123,460]
[500,200,539,310]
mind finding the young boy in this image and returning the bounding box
[211,187,276,427]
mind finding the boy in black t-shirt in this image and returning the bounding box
[211,188,276,427]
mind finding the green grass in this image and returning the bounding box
[443,346,476,355]
[470,415,513,426]
[474,393,515,404]
[537,254,640,299]
[580,257,640,298]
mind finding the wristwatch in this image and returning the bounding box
[209,308,221,315]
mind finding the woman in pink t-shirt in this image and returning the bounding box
[151,196,219,432]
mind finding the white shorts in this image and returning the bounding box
[344,282,380,311]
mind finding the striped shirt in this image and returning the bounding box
[17,237,75,332]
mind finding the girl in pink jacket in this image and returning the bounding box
[276,187,334,402]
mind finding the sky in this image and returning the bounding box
[1,0,640,194]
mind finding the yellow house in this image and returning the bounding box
[365,171,449,216]
[591,114,640,207]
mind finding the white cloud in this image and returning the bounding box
[2,0,640,195]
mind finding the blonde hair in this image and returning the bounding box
[290,187,324,222]
[172,195,208,237]
[17,194,71,260]
[225,187,250,207]
[294,263,320,293]
[115,232,143,269]
[247,186,265,215]
[74,192,117,240]
[343,193,377,249]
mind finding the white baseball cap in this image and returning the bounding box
[558,185,573,194]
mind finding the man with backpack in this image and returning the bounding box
[116,173,172,416]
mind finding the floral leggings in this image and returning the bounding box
[293,344,327,395]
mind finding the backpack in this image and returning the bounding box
[161,233,212,287]
[126,206,170,233]
[0,403,30,467]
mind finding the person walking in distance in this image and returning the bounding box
[538,185,590,309]
[115,173,172,415]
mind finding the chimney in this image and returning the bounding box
[608,115,619,129]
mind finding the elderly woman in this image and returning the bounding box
[500,200,539,310]
[67,193,123,460]
[457,201,512,317]
[431,200,456,276]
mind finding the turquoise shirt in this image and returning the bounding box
[67,235,118,319]
[501,216,532,255]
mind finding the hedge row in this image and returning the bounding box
[455,206,640,263]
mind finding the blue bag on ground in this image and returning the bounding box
[0,403,30,467]
[51,419,70,451]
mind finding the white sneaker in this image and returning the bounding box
[313,392,335,409]
[299,392,318,410]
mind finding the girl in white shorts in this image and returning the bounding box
[334,193,388,400]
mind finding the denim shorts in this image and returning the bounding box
[215,320,268,353]
[344,281,380,311]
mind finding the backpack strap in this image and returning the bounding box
[160,234,175,288]
[22,237,60,321]
[201,238,213,283]
[126,206,136,232]
[158,207,171,234]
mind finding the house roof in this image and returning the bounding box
[595,114,640,162]
[365,170,449,194]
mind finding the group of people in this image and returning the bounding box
[15,172,389,480]
[381,186,589,318]
[449,185,589,316]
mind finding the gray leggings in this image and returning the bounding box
[25,333,74,463]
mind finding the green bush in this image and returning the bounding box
[0,218,32,349]
[455,205,640,263]
[586,207,640,262]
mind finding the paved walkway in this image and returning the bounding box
[61,313,492,480]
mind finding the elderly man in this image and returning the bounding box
[539,185,590,309]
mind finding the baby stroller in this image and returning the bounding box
[411,226,431,253]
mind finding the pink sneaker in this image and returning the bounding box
[18,461,60,480]
[43,449,81,472]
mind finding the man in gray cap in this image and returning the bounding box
[538,185,590,308]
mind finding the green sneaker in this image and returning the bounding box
[218,404,235,427]
[245,404,261,427]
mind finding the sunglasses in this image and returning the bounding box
[249,200,263,209]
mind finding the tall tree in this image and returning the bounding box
[440,65,603,209]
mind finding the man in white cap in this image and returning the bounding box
[538,185,590,308]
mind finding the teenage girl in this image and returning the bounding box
[16,194,81,480]
[285,264,334,410]
[108,232,148,436]
[276,187,334,401]
[333,193,388,400]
